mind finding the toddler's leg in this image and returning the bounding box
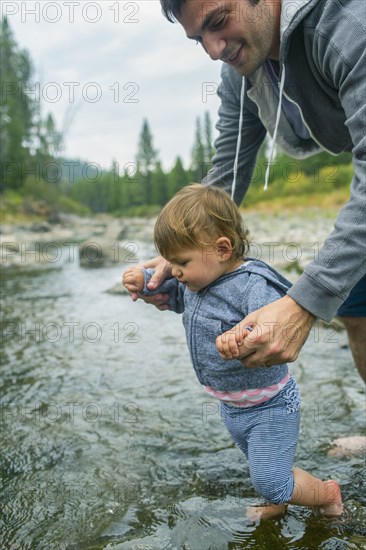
[290,467,343,516]
[245,402,299,521]
[246,502,286,521]
[220,402,288,520]
[246,469,343,521]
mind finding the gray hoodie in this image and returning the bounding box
[143,260,291,392]
[203,0,366,322]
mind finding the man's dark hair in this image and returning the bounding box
[160,0,184,22]
[160,0,261,23]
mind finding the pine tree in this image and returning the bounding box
[169,156,189,195]
[136,119,158,175]
[135,119,159,205]
[191,117,205,182]
[203,111,215,165]
[0,17,35,189]
[190,112,215,182]
[151,161,169,206]
[0,17,64,191]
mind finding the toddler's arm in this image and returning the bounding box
[142,268,185,313]
[123,256,172,311]
[123,267,185,314]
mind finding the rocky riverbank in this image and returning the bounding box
[0,213,156,269]
[0,208,337,271]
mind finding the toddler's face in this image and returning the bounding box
[167,242,237,292]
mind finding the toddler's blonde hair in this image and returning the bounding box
[154,184,249,260]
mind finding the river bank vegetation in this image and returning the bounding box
[1,17,353,224]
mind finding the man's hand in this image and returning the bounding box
[216,295,315,367]
[122,256,172,311]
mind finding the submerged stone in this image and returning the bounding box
[327,436,366,457]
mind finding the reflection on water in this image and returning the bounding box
[1,243,365,549]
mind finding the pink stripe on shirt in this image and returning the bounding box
[204,373,290,408]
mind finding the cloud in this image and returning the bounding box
[4,0,221,170]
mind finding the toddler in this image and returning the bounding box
[123,184,343,521]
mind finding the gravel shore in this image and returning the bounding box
[0,208,337,277]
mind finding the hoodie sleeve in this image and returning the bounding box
[202,63,267,206]
[242,273,287,316]
[287,0,366,321]
[142,268,185,314]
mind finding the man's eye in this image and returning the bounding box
[209,16,226,31]
[195,37,203,45]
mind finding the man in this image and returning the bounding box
[125,0,365,381]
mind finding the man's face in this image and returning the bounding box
[177,0,281,76]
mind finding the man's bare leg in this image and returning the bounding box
[340,316,366,382]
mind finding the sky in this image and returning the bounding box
[3,0,222,172]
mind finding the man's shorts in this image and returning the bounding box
[337,274,366,318]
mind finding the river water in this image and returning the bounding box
[1,235,365,549]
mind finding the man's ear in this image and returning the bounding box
[215,237,233,261]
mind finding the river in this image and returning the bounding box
[1,219,365,549]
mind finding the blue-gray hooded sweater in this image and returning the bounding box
[143,259,292,392]
[202,0,366,322]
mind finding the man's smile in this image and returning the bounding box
[222,43,244,66]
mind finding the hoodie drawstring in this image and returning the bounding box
[231,64,286,198]
[231,76,246,200]
[264,64,286,191]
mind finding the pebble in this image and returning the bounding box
[327,436,366,457]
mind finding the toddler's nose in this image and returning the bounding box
[172,266,183,279]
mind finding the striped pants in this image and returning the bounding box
[220,377,301,504]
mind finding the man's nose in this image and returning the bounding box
[202,35,226,61]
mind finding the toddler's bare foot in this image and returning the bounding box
[319,480,344,517]
[246,502,286,522]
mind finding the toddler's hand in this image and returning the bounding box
[216,324,254,361]
[123,268,145,297]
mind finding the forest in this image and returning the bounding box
[0,17,353,221]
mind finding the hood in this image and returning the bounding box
[242,259,292,293]
[280,0,315,35]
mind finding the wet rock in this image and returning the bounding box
[29,222,52,233]
[327,436,366,458]
[105,282,130,295]
[117,217,155,242]
[79,238,138,267]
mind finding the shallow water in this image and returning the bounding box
[1,240,365,549]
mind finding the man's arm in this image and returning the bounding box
[216,272,315,367]
[286,1,366,322]
[217,295,315,367]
